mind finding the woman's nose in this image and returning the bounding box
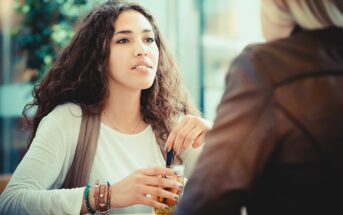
[133,41,148,57]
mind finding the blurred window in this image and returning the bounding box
[201,0,263,120]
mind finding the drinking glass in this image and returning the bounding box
[154,165,184,215]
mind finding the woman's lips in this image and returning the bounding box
[132,65,151,72]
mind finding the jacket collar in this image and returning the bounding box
[290,25,343,44]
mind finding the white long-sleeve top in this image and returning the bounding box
[0,103,203,215]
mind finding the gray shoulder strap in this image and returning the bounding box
[62,111,100,188]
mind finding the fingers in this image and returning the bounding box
[140,167,177,177]
[143,175,183,190]
[179,126,204,153]
[139,195,168,209]
[167,115,210,155]
[134,170,183,209]
[136,167,183,192]
[173,122,195,155]
[112,166,184,209]
[165,117,189,151]
[142,186,180,202]
[193,132,206,148]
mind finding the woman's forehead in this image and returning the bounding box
[114,10,154,33]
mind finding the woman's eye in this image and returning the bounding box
[145,37,155,43]
[116,38,129,44]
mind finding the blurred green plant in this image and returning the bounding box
[14,0,92,82]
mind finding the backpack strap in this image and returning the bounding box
[62,110,101,188]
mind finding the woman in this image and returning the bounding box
[175,0,343,215]
[0,1,211,214]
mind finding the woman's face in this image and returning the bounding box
[108,10,159,91]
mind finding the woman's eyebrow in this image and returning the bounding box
[114,29,153,35]
[114,30,132,35]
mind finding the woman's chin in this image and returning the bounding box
[135,80,154,90]
[141,82,154,90]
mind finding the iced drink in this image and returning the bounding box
[154,165,184,215]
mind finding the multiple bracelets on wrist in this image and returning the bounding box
[84,180,111,214]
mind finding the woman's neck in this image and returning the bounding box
[101,85,145,134]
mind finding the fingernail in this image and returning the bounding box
[179,185,184,189]
[174,195,179,200]
[164,205,169,209]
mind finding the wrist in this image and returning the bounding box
[83,181,111,214]
[109,182,120,208]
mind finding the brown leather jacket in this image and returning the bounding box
[175,27,343,215]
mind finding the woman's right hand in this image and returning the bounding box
[110,167,182,209]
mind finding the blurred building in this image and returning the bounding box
[0,0,262,173]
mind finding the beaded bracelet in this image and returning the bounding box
[99,184,108,213]
[99,182,111,214]
[94,180,100,211]
[84,184,96,214]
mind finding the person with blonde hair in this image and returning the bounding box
[174,0,343,214]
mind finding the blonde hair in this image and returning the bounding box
[263,0,343,29]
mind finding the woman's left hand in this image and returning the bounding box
[165,115,212,155]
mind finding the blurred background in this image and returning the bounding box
[0,0,263,173]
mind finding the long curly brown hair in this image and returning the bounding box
[23,1,199,150]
